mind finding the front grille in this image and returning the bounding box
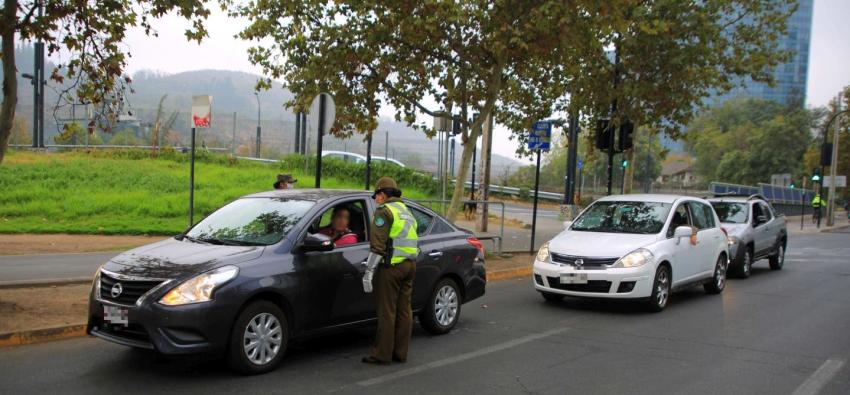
[100,272,163,306]
[99,322,151,344]
[551,254,618,268]
[546,277,612,293]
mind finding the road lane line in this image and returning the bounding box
[791,358,846,395]
[356,327,568,387]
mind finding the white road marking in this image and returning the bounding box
[356,327,568,387]
[791,358,846,395]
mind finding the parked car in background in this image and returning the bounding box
[533,195,729,312]
[708,194,787,278]
[321,150,367,164]
[371,156,406,167]
[88,189,485,374]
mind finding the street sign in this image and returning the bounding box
[528,121,552,151]
[577,159,584,170]
[191,96,212,128]
[309,93,336,136]
[823,175,846,188]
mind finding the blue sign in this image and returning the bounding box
[577,159,584,170]
[528,121,552,151]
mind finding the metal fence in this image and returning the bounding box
[709,181,813,217]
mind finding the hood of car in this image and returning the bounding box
[101,238,265,279]
[548,230,661,259]
[721,223,750,238]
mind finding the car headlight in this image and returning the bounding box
[727,236,739,246]
[536,242,550,262]
[92,267,102,299]
[612,249,653,268]
[159,265,239,306]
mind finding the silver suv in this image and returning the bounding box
[708,194,787,278]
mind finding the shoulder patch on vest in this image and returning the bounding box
[375,216,385,227]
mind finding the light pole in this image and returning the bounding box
[254,92,261,158]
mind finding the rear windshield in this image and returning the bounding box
[186,198,314,246]
[711,202,748,224]
[571,201,672,234]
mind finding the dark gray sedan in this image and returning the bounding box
[87,189,486,374]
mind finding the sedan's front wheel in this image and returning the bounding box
[420,278,461,335]
[646,265,671,313]
[227,301,289,375]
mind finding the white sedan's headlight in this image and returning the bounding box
[727,236,739,246]
[536,242,551,262]
[612,249,653,268]
[159,266,239,306]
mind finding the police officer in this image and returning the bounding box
[274,174,296,190]
[812,193,823,223]
[361,177,418,365]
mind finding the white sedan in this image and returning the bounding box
[533,194,729,312]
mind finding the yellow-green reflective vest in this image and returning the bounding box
[383,202,419,265]
[812,196,823,208]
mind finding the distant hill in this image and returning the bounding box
[10,45,523,175]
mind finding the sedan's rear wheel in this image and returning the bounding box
[704,255,727,294]
[646,265,670,312]
[420,278,461,335]
[227,301,288,375]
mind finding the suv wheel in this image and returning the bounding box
[646,265,671,312]
[420,278,461,335]
[227,301,289,375]
[704,255,727,294]
[737,248,753,279]
[540,291,565,302]
[769,243,785,270]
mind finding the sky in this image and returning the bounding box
[77,0,850,161]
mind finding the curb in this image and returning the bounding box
[487,267,532,282]
[0,277,91,290]
[0,324,87,348]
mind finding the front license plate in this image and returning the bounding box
[560,273,588,284]
[103,305,129,326]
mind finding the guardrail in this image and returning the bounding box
[413,199,505,255]
[461,181,565,201]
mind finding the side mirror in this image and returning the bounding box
[301,233,334,252]
[674,226,693,239]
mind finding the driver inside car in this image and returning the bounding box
[318,206,358,247]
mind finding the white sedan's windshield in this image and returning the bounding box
[186,198,314,246]
[571,201,673,234]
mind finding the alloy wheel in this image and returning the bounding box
[716,257,727,289]
[656,269,670,308]
[434,285,459,327]
[243,313,283,366]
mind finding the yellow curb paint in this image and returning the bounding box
[0,324,87,348]
[487,267,532,282]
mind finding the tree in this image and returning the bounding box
[53,122,103,145]
[234,0,794,222]
[686,98,815,185]
[0,0,213,165]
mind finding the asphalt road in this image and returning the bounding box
[0,252,116,283]
[1,232,849,394]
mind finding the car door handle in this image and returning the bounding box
[428,251,443,258]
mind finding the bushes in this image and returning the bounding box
[277,154,439,195]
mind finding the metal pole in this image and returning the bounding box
[800,185,805,231]
[365,132,373,190]
[827,94,841,227]
[470,137,477,200]
[565,112,579,204]
[385,130,389,160]
[231,112,237,154]
[530,149,542,253]
[254,93,261,158]
[316,94,326,188]
[189,128,196,226]
[621,163,626,194]
[440,131,446,214]
[36,1,45,148]
[294,111,301,153]
[450,137,456,177]
[607,42,619,196]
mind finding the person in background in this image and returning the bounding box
[274,174,296,190]
[318,207,358,247]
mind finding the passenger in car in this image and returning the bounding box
[318,206,359,247]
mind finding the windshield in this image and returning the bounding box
[185,198,314,246]
[711,202,748,224]
[571,201,673,234]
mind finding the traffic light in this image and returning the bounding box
[621,159,628,169]
[790,183,795,189]
[618,121,634,151]
[811,168,821,183]
[595,119,612,150]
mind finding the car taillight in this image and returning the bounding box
[467,237,484,256]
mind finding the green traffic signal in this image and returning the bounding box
[621,159,628,169]
[789,183,795,189]
[811,174,821,182]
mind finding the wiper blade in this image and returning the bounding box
[218,238,265,246]
[182,235,211,244]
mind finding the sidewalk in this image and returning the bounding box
[0,234,161,256]
[786,212,850,234]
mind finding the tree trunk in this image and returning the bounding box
[0,0,18,165]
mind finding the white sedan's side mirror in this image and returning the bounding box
[674,226,693,244]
